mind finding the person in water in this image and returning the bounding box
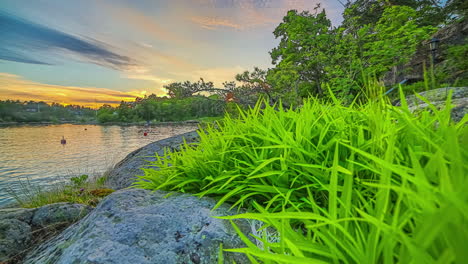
[61,136,66,145]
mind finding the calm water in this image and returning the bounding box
[0,124,198,205]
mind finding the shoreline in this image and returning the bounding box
[0,120,201,127]
[0,129,201,209]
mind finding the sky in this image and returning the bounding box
[0,0,345,107]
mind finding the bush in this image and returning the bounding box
[135,90,467,263]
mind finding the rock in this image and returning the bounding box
[24,189,251,264]
[106,131,200,190]
[31,203,93,228]
[0,208,35,223]
[397,87,468,122]
[383,19,468,85]
[0,219,31,263]
[0,203,92,263]
[404,87,468,104]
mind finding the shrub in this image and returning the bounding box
[135,90,467,263]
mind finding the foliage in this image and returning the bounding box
[8,174,114,208]
[265,4,436,105]
[135,90,467,263]
[96,94,226,123]
[343,0,447,30]
[164,78,221,99]
[435,40,468,85]
[70,174,88,186]
[268,8,333,101]
[445,0,468,20]
[360,6,435,78]
[0,100,96,123]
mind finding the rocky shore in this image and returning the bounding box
[0,131,253,264]
[1,88,466,263]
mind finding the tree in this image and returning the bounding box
[361,5,435,80]
[135,99,158,123]
[164,78,215,99]
[343,0,447,32]
[268,7,335,101]
[445,0,468,20]
[97,104,118,123]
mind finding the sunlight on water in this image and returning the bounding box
[0,124,198,205]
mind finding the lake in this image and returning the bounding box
[0,124,199,205]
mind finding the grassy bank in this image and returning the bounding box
[7,174,114,208]
[136,90,467,263]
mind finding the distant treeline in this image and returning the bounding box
[97,94,226,123]
[0,94,228,124]
[0,100,96,123]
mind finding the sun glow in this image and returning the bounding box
[0,73,152,107]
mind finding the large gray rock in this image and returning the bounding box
[31,203,93,228]
[0,219,31,263]
[24,189,250,264]
[0,208,35,223]
[0,203,92,263]
[397,87,468,122]
[106,131,199,190]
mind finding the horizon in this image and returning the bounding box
[0,0,345,108]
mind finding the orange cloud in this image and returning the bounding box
[0,73,157,108]
[187,0,330,31]
[190,16,243,30]
[167,66,245,87]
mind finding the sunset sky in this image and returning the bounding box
[0,0,345,107]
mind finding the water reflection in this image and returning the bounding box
[0,124,198,205]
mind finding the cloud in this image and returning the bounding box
[168,66,245,87]
[187,0,341,30]
[0,73,152,107]
[189,16,243,30]
[0,11,138,70]
[125,73,173,85]
[103,5,186,46]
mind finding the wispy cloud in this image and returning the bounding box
[0,11,138,70]
[187,0,337,30]
[189,16,243,30]
[103,5,186,46]
[167,66,245,87]
[0,73,151,107]
[125,73,173,86]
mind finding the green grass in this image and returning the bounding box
[135,89,467,263]
[7,173,114,208]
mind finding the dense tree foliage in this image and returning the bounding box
[0,100,96,123]
[257,0,463,105]
[96,93,226,123]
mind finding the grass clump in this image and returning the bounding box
[135,90,467,263]
[8,174,114,208]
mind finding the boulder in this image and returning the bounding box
[31,203,93,228]
[400,87,468,122]
[106,131,199,190]
[24,189,251,264]
[0,203,92,263]
[0,208,35,223]
[0,219,31,263]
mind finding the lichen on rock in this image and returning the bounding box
[23,189,251,264]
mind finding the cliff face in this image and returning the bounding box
[383,19,468,86]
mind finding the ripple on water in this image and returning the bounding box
[0,124,198,205]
